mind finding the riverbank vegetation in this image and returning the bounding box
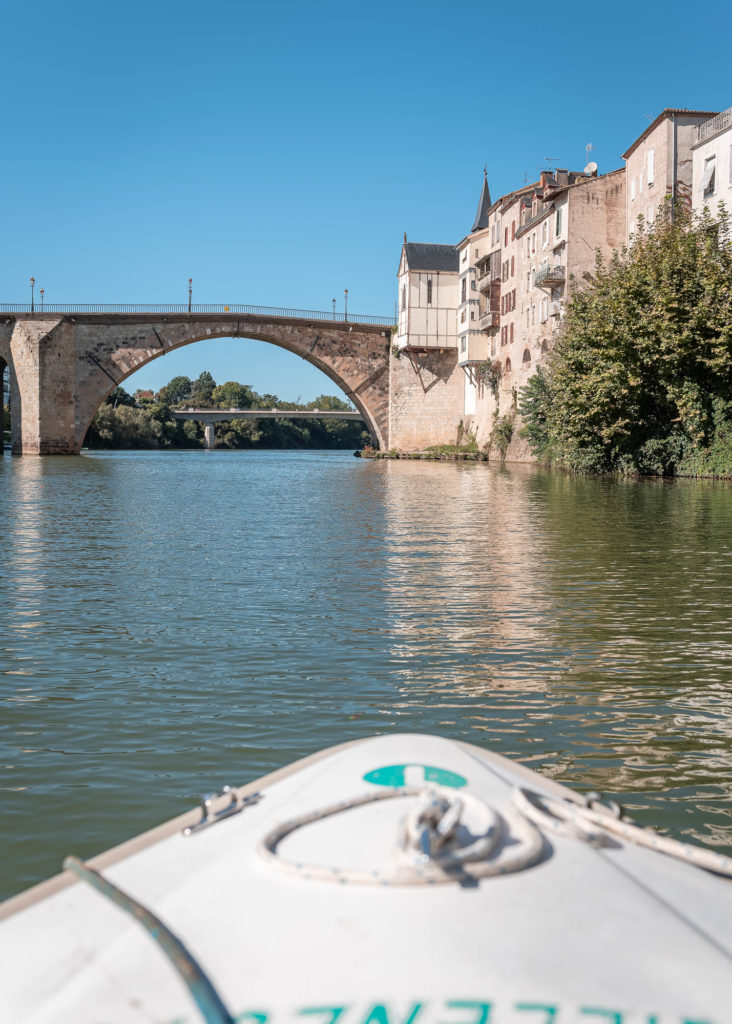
[519,206,732,476]
[84,372,370,450]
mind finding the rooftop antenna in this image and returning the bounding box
[538,157,560,175]
[585,142,594,163]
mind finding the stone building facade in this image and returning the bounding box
[622,109,718,241]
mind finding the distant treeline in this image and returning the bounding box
[84,372,370,450]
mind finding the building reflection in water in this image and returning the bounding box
[378,459,732,851]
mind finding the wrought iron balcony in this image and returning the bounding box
[534,265,565,289]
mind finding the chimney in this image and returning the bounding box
[556,169,569,187]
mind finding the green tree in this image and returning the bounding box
[211,381,256,409]
[307,394,353,411]
[157,375,192,406]
[523,204,732,475]
[189,371,216,408]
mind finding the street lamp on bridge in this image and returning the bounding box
[188,278,193,314]
[332,298,336,320]
[40,289,44,312]
[30,277,35,313]
[344,288,348,322]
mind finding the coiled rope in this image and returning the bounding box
[260,784,732,885]
[259,786,545,885]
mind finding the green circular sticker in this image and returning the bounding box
[363,763,467,788]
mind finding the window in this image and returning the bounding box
[461,336,467,351]
[540,339,548,354]
[475,249,480,258]
[648,149,654,186]
[556,207,562,236]
[505,357,512,373]
[630,178,636,202]
[512,221,516,240]
[461,279,467,302]
[427,279,432,304]
[526,237,531,257]
[510,323,514,343]
[471,310,475,320]
[531,304,535,325]
[471,279,477,290]
[531,232,536,253]
[541,221,548,248]
[461,310,467,323]
[505,227,509,246]
[512,289,516,310]
[401,286,406,312]
[702,156,716,198]
[522,348,531,364]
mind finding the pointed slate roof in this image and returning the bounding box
[471,171,492,231]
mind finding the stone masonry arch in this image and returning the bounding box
[3,313,392,454]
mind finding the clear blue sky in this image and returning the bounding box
[3,0,730,401]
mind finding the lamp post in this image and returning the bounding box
[188,278,193,314]
[332,298,336,320]
[30,277,35,313]
[344,288,348,322]
[40,288,44,312]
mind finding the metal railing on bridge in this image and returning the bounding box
[0,302,396,327]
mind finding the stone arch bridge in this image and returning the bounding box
[0,306,394,455]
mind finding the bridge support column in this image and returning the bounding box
[204,423,216,450]
[4,319,77,455]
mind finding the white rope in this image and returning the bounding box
[259,783,732,887]
[258,786,545,886]
[513,787,732,878]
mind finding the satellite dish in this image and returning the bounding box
[584,161,598,176]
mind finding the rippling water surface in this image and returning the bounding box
[1,450,732,899]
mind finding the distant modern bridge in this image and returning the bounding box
[0,304,395,455]
[171,406,364,449]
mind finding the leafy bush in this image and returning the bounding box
[520,204,732,475]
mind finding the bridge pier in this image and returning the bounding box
[204,423,216,450]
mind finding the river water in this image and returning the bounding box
[1,450,731,901]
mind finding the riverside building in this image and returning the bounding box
[391,103,724,458]
[691,107,732,231]
[622,109,718,241]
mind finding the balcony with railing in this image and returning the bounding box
[697,108,732,144]
[476,250,501,283]
[479,310,499,330]
[457,333,489,366]
[534,265,565,289]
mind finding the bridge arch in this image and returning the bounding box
[4,313,392,454]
